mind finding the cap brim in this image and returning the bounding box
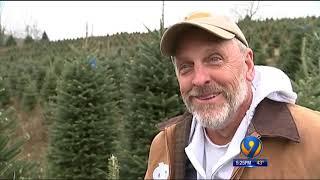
[160,21,235,56]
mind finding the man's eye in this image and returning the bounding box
[208,55,222,64]
[179,64,193,74]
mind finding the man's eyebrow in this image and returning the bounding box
[203,46,219,54]
[203,47,227,60]
[174,56,193,64]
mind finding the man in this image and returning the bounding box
[144,11,320,179]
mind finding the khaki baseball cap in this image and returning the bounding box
[160,11,249,56]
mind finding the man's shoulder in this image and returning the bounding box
[288,103,320,125]
[287,103,320,144]
[148,112,192,162]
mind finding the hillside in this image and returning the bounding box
[0,16,319,179]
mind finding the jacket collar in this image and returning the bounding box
[158,98,300,143]
[248,98,300,142]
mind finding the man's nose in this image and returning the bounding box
[192,64,210,86]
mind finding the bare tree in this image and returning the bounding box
[246,1,260,20]
[24,15,42,40]
[91,23,93,37]
[83,22,88,49]
[86,22,88,39]
[161,0,165,27]
[232,1,260,21]
[0,1,2,30]
[0,1,5,46]
[0,1,4,27]
[31,23,41,40]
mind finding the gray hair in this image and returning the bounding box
[171,56,179,77]
[234,38,247,53]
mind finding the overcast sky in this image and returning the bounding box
[2,1,320,41]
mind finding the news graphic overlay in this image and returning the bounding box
[233,136,268,167]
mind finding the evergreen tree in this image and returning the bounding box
[250,36,267,65]
[53,57,65,77]
[293,30,320,110]
[278,25,305,80]
[31,65,47,94]
[0,25,5,47]
[5,35,17,47]
[21,78,38,112]
[0,76,10,108]
[41,66,58,125]
[47,55,118,179]
[120,21,185,179]
[6,66,19,99]
[41,31,49,42]
[107,154,120,179]
[0,107,36,179]
[271,32,281,48]
[94,154,120,180]
[24,35,34,44]
[100,53,128,160]
[9,65,30,99]
[265,45,274,59]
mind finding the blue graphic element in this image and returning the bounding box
[233,159,268,167]
[234,136,268,168]
[240,136,262,158]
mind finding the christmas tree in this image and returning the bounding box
[5,35,17,47]
[279,25,306,80]
[41,64,59,125]
[120,21,185,179]
[107,154,119,179]
[47,55,118,178]
[21,78,38,112]
[0,107,36,178]
[41,31,50,42]
[0,76,10,108]
[293,29,320,110]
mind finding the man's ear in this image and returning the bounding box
[245,48,255,81]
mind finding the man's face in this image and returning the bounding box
[174,28,254,129]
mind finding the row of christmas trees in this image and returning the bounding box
[0,17,319,179]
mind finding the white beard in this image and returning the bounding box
[183,74,248,130]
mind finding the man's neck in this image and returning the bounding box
[205,89,253,145]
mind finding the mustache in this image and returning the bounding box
[185,83,228,97]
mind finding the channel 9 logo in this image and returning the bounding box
[241,136,262,158]
[233,136,268,167]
